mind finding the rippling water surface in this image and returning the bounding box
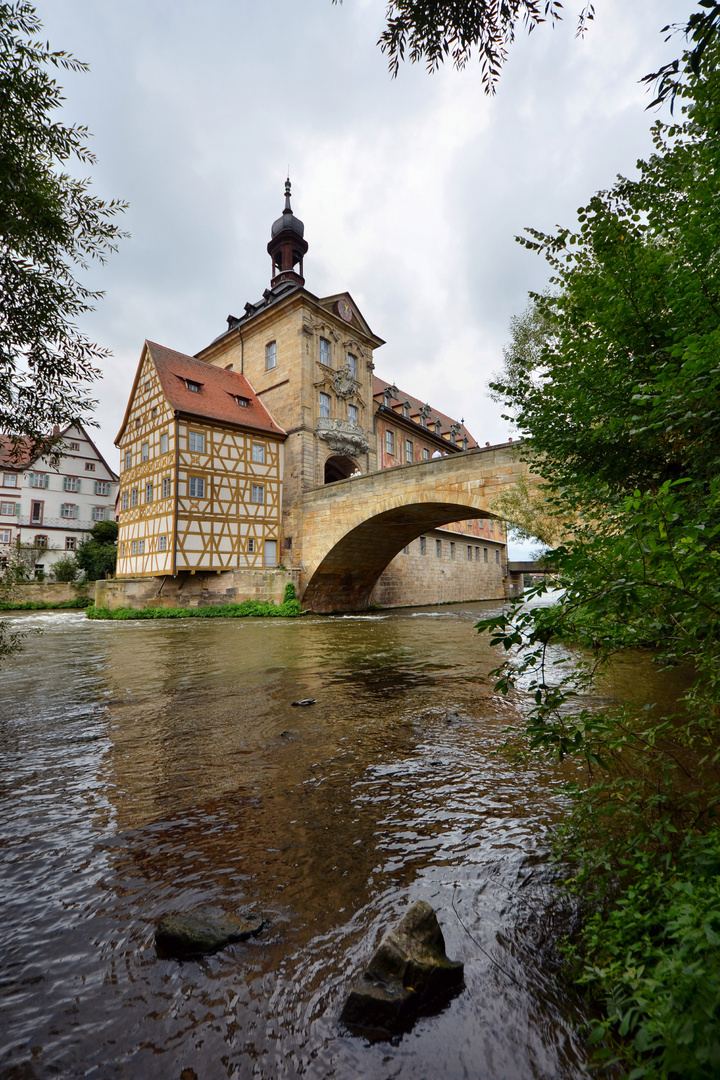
[0,601,596,1079]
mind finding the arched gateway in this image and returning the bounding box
[299,442,529,611]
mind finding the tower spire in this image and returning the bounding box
[267,178,308,288]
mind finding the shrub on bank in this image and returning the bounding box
[0,596,92,611]
[86,597,302,620]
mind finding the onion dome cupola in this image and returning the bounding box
[267,178,308,288]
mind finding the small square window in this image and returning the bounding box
[265,341,277,370]
[186,381,200,393]
[160,433,168,454]
[251,484,264,504]
[91,506,106,521]
[65,536,76,551]
[3,474,16,487]
[0,501,16,515]
[85,462,95,472]
[63,476,79,493]
[235,396,249,408]
[188,431,205,453]
[69,441,80,451]
[188,476,205,498]
[252,443,265,464]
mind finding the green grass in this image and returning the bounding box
[0,596,93,611]
[86,598,302,620]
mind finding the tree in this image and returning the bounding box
[0,1,126,455]
[75,520,118,581]
[477,33,720,1077]
[346,0,720,103]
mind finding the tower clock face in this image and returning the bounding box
[337,299,353,322]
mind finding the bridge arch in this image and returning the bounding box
[297,443,530,612]
[302,500,495,611]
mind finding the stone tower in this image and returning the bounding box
[195,181,384,566]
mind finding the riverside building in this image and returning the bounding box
[113,182,507,607]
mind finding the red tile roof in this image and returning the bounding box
[0,435,34,469]
[372,376,478,449]
[147,342,286,437]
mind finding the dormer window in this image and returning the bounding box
[402,399,410,418]
[186,380,200,393]
[235,396,249,408]
[434,418,442,435]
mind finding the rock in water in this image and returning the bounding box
[340,900,464,1036]
[155,906,264,958]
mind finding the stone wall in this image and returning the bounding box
[5,582,86,606]
[371,530,507,608]
[95,567,302,611]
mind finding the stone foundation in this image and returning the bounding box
[95,568,302,611]
[5,582,86,606]
[371,530,508,608]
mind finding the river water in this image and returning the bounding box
[0,600,600,1079]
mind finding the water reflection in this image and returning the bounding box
[0,604,591,1079]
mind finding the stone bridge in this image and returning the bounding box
[297,442,530,612]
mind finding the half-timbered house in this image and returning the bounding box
[115,342,286,578]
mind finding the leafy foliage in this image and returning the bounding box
[477,33,720,1078]
[0,1,126,450]
[50,553,79,582]
[75,520,118,581]
[87,598,303,620]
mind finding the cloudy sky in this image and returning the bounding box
[39,0,687,482]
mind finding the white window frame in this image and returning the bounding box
[251,443,265,464]
[250,484,265,505]
[131,488,138,507]
[158,535,167,552]
[162,477,171,498]
[265,341,277,370]
[405,439,413,464]
[145,482,153,503]
[160,432,168,454]
[124,451,131,471]
[385,429,394,456]
[121,492,128,510]
[0,529,11,544]
[3,474,17,487]
[188,430,205,453]
[348,404,358,424]
[319,392,331,419]
[188,475,205,498]
[141,442,149,462]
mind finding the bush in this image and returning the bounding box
[86,597,302,620]
[51,555,78,582]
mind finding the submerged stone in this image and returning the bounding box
[340,900,464,1037]
[155,906,264,958]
